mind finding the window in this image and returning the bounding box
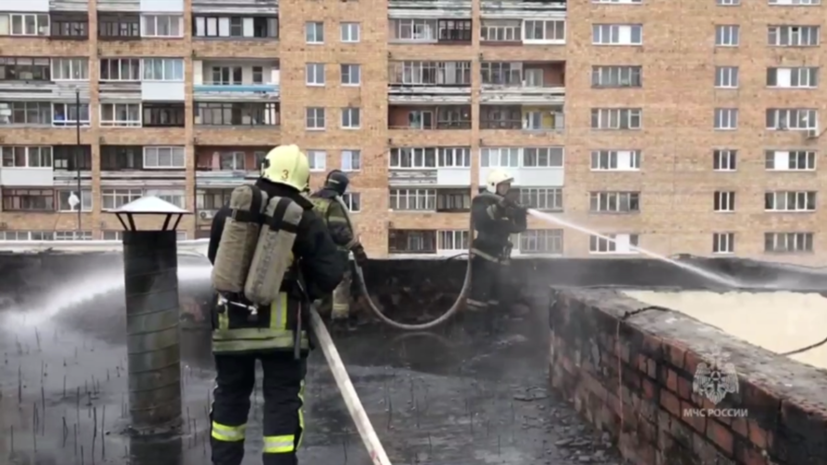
[713,149,737,171]
[522,147,564,167]
[0,101,51,125]
[142,59,184,81]
[388,230,436,254]
[592,24,642,45]
[306,63,325,86]
[51,58,88,81]
[715,25,740,46]
[589,234,639,254]
[306,21,324,43]
[389,189,436,211]
[193,16,278,38]
[390,148,437,168]
[341,150,361,171]
[767,67,819,88]
[480,20,521,43]
[519,230,563,254]
[1,146,52,168]
[438,230,470,251]
[480,147,520,167]
[10,14,49,36]
[590,150,641,170]
[216,152,246,170]
[764,232,813,253]
[0,231,56,241]
[765,150,816,170]
[713,233,735,254]
[194,102,279,126]
[523,20,565,43]
[438,19,472,42]
[209,65,242,85]
[341,193,361,212]
[517,188,563,211]
[144,146,185,169]
[389,19,437,41]
[99,58,141,81]
[437,147,470,167]
[436,189,471,212]
[340,22,360,42]
[100,146,143,170]
[766,108,818,130]
[52,103,90,127]
[713,191,736,212]
[0,57,51,81]
[480,62,524,86]
[98,14,140,39]
[53,146,92,170]
[389,61,472,86]
[714,108,739,130]
[715,66,739,88]
[146,189,186,208]
[591,66,642,88]
[307,150,326,171]
[589,192,640,213]
[306,107,325,130]
[768,26,820,46]
[142,15,182,37]
[196,189,233,210]
[100,103,141,127]
[594,0,641,2]
[51,15,88,38]
[590,108,642,130]
[2,189,54,211]
[341,64,361,86]
[143,103,185,127]
[341,107,360,129]
[769,0,819,3]
[101,189,143,209]
[53,231,92,240]
[717,0,740,4]
[765,191,816,211]
[57,189,92,212]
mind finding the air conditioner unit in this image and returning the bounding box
[199,210,214,220]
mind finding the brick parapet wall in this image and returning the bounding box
[549,288,827,465]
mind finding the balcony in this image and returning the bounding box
[99,145,187,187]
[388,146,472,187]
[388,18,472,44]
[0,146,54,187]
[480,104,564,132]
[480,0,566,20]
[0,57,91,102]
[388,0,471,20]
[195,147,268,188]
[480,61,565,104]
[388,105,471,130]
[193,59,279,101]
[388,61,472,104]
[52,145,93,187]
[478,147,565,187]
[195,187,233,224]
[480,19,566,45]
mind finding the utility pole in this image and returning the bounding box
[75,87,82,234]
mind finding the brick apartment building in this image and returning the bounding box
[0,0,823,263]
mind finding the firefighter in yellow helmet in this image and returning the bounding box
[206,144,346,465]
[467,169,527,318]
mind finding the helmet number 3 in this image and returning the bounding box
[281,170,289,181]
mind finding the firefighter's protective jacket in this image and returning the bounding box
[471,193,528,261]
[309,188,357,253]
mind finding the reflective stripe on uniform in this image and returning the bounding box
[471,248,500,262]
[297,379,305,449]
[467,298,488,309]
[263,434,295,453]
[213,293,308,353]
[211,421,246,442]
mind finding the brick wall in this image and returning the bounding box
[549,288,827,465]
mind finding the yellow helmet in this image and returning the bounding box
[486,168,514,193]
[260,144,310,192]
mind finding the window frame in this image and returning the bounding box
[50,15,89,39]
[143,103,186,128]
[340,64,361,86]
[98,14,141,39]
[1,146,53,168]
[100,102,142,127]
[518,229,564,254]
[141,58,185,81]
[305,63,325,86]
[141,14,183,38]
[10,13,49,36]
[99,58,141,82]
[51,58,89,81]
[341,149,361,171]
[340,22,360,43]
[193,102,280,127]
[305,107,326,130]
[341,107,361,129]
[306,21,324,44]
[1,188,55,211]
[51,103,91,128]
[143,146,186,170]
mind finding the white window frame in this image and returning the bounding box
[590,150,641,171]
[341,64,361,86]
[713,149,737,171]
[341,192,361,212]
[100,103,141,127]
[437,230,470,251]
[518,230,564,254]
[390,18,437,42]
[146,189,186,208]
[521,147,564,167]
[518,188,563,211]
[768,25,820,46]
[0,146,53,168]
[305,107,325,130]
[769,0,820,4]
[715,66,739,88]
[143,146,186,169]
[589,192,640,213]
[340,22,360,42]
[766,108,818,130]
[307,150,326,172]
[480,147,520,167]
[717,0,740,4]
[51,58,89,81]
[54,231,93,241]
[764,191,816,212]
[306,21,324,44]
[593,0,642,3]
[437,147,471,167]
[589,234,640,254]
[142,58,185,81]
[591,24,643,45]
[522,19,565,44]
[389,188,437,211]
[764,232,814,253]
[57,189,93,212]
[592,66,642,88]
[51,103,90,127]
[305,63,325,86]
[341,107,361,129]
[591,108,642,130]
[99,58,141,81]
[101,188,143,210]
[480,20,521,43]
[341,150,361,171]
[767,67,819,88]
[141,14,183,38]
[714,108,739,130]
[712,233,735,254]
[10,13,49,36]
[764,150,817,171]
[715,25,740,46]
[389,147,437,169]
[713,191,736,212]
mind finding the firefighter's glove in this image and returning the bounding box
[352,243,369,267]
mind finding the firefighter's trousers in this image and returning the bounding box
[210,352,306,465]
[467,253,504,312]
[318,266,352,320]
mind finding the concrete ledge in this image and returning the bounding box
[548,288,827,465]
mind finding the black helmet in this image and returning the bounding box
[324,170,349,196]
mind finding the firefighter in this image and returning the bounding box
[309,169,368,321]
[468,169,528,315]
[206,145,346,465]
